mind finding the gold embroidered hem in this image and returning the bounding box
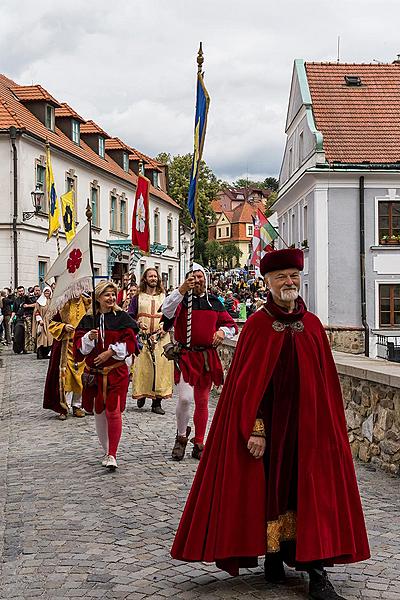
[266,510,297,553]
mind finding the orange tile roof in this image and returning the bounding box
[211,199,223,212]
[105,137,132,152]
[80,119,110,138]
[128,146,162,171]
[55,102,85,122]
[0,75,179,209]
[11,84,60,107]
[305,62,400,163]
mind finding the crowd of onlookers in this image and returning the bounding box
[209,274,268,320]
[0,284,56,356]
[0,272,266,355]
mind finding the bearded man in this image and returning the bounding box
[162,264,238,460]
[171,249,369,600]
[128,268,173,415]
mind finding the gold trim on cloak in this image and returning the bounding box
[266,510,297,553]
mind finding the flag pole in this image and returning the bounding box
[86,199,97,326]
[128,159,145,286]
[186,43,204,348]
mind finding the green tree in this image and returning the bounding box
[232,177,278,192]
[155,152,221,262]
[204,239,223,268]
[222,242,242,269]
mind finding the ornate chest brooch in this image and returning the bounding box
[271,320,304,333]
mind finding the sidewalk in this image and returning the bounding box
[0,349,399,599]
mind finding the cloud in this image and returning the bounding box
[1,0,400,181]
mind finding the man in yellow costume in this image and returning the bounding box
[128,268,173,415]
[43,293,91,420]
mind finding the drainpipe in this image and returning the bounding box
[10,126,18,289]
[359,176,369,356]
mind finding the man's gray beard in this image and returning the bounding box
[280,288,299,302]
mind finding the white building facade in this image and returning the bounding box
[275,60,400,359]
[0,75,183,291]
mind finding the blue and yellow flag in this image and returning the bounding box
[46,145,60,240]
[60,190,76,244]
[187,71,210,223]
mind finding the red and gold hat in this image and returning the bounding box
[260,248,304,276]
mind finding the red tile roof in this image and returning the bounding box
[105,137,132,152]
[211,199,223,213]
[80,119,110,138]
[55,102,85,122]
[305,62,400,163]
[0,75,179,209]
[129,146,162,171]
[11,84,60,107]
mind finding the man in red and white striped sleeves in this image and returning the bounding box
[162,264,237,461]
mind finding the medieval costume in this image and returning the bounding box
[129,292,173,414]
[43,295,91,419]
[162,263,238,460]
[74,281,138,470]
[171,249,370,600]
[32,286,53,359]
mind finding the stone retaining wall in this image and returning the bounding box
[218,340,400,476]
[325,326,365,355]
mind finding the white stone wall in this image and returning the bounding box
[0,132,181,288]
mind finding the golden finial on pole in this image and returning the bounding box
[197,42,204,75]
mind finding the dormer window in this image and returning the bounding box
[152,171,159,187]
[45,104,55,131]
[123,152,129,172]
[72,119,80,145]
[99,136,105,158]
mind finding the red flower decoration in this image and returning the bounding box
[67,248,82,274]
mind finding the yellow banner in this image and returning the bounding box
[60,190,76,244]
[46,146,60,239]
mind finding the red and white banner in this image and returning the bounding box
[45,223,92,316]
[132,174,150,254]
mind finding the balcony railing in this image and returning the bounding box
[376,333,400,363]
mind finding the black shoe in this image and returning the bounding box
[309,569,347,600]
[264,552,286,583]
[151,400,165,415]
[137,398,146,408]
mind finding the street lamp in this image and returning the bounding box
[23,186,44,221]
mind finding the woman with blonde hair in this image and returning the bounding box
[74,281,138,470]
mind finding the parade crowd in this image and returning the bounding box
[0,251,371,600]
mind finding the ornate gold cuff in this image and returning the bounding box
[251,418,265,437]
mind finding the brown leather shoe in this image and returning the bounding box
[191,442,204,460]
[72,407,85,418]
[171,427,191,461]
[58,413,67,421]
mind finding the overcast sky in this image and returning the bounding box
[1,0,400,182]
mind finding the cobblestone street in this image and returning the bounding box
[0,348,399,600]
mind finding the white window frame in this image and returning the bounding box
[98,136,105,158]
[374,192,400,245]
[375,279,400,330]
[72,119,80,145]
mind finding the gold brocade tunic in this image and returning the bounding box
[131,292,173,400]
[49,296,91,395]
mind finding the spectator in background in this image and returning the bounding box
[1,288,13,345]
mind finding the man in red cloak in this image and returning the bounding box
[171,249,370,600]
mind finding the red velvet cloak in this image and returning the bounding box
[171,307,370,575]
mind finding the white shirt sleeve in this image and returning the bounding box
[162,288,184,319]
[219,326,236,339]
[109,342,127,361]
[80,332,96,355]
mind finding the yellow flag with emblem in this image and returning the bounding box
[60,190,76,244]
[46,145,60,239]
